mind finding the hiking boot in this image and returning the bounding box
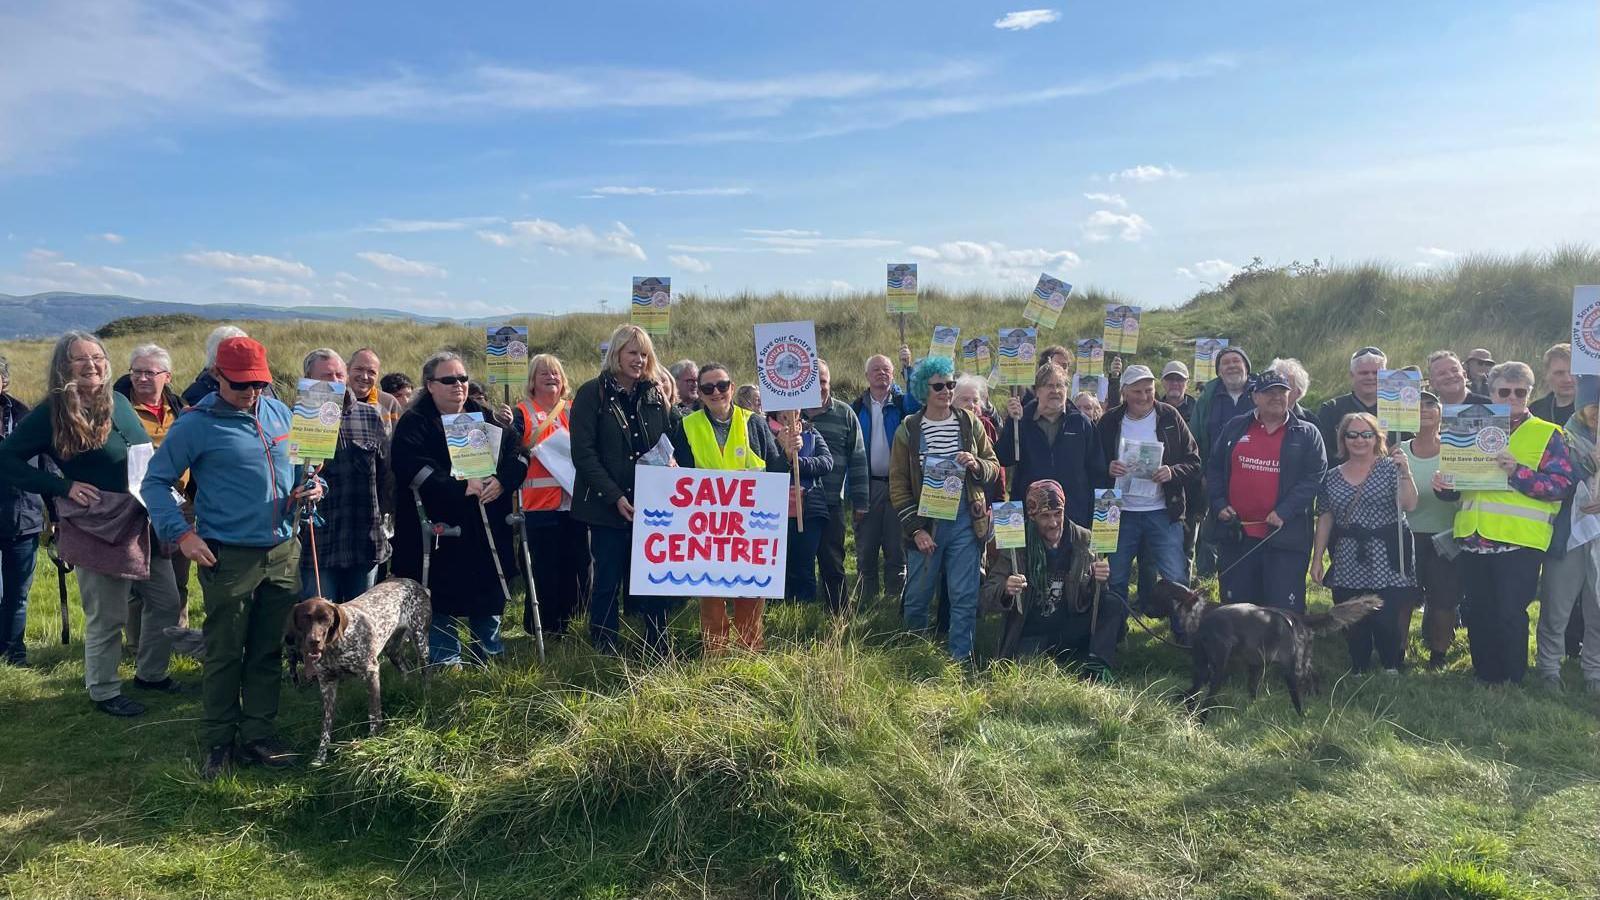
[1427,650,1446,671]
[131,676,186,694]
[94,695,145,717]
[238,737,301,769]
[1534,675,1563,693]
[201,744,233,780]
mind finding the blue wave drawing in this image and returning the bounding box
[641,514,674,526]
[997,345,1022,358]
[921,474,953,489]
[888,274,911,289]
[747,511,781,521]
[485,345,511,357]
[631,294,654,306]
[642,509,674,518]
[1439,432,1482,448]
[747,520,781,531]
[1093,509,1115,522]
[1103,315,1125,328]
[1377,388,1403,401]
[1033,283,1056,300]
[291,404,323,417]
[445,435,473,447]
[647,571,774,588]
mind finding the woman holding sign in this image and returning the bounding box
[890,355,1002,664]
[512,353,589,641]
[672,362,797,653]
[1431,361,1573,684]
[391,351,522,666]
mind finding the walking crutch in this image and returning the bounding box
[408,466,460,590]
[505,507,546,663]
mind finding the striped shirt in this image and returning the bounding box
[922,414,961,457]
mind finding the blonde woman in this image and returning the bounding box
[512,353,589,639]
[0,332,183,716]
[570,324,686,656]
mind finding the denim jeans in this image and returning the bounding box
[298,559,378,603]
[0,533,39,663]
[903,501,981,660]
[588,523,673,654]
[428,614,503,665]
[1109,509,1190,640]
[786,516,825,602]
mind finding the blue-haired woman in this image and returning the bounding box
[888,355,1001,662]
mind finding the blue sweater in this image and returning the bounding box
[144,392,308,548]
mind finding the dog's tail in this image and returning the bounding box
[1304,594,1382,633]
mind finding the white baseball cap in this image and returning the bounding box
[1161,360,1190,379]
[1121,364,1156,386]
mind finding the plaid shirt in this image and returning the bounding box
[304,397,393,569]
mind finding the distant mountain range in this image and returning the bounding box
[0,292,545,340]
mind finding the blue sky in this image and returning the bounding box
[0,0,1595,317]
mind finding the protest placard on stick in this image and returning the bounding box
[289,379,345,463]
[1103,305,1141,354]
[485,325,528,388]
[632,277,672,337]
[1193,338,1229,383]
[929,325,960,360]
[887,263,918,315]
[1091,489,1123,555]
[1571,286,1600,375]
[754,321,821,412]
[996,327,1038,388]
[992,500,1026,550]
[1024,274,1071,330]
[1378,369,1422,434]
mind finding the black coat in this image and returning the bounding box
[0,394,46,540]
[1096,401,1202,522]
[569,373,684,531]
[1206,412,1328,551]
[390,393,522,617]
[997,402,1108,529]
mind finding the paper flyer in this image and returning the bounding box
[1091,489,1123,555]
[485,325,529,387]
[1193,338,1229,383]
[289,379,345,463]
[997,327,1038,388]
[1076,338,1104,377]
[1118,437,1164,501]
[1024,273,1071,330]
[991,500,1026,550]
[917,455,964,521]
[929,325,960,360]
[961,336,993,375]
[1377,369,1422,434]
[632,276,672,337]
[126,443,154,507]
[887,263,919,314]
[1439,403,1512,491]
[442,411,498,479]
[1102,304,1141,354]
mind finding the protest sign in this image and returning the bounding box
[485,325,529,387]
[1103,304,1141,354]
[754,321,821,412]
[992,500,1026,550]
[1091,489,1123,555]
[929,325,960,360]
[1193,338,1229,383]
[1439,403,1511,491]
[887,263,919,314]
[917,455,964,521]
[289,379,345,463]
[629,465,790,599]
[1076,338,1104,377]
[1572,286,1600,375]
[1378,369,1422,434]
[996,327,1038,387]
[1024,274,1071,330]
[599,341,610,366]
[442,411,497,479]
[632,277,672,337]
[1074,373,1107,403]
[962,336,993,375]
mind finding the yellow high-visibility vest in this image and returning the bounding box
[1454,415,1561,551]
[683,407,764,471]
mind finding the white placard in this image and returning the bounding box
[1571,285,1600,375]
[126,443,154,507]
[753,320,821,412]
[629,465,790,599]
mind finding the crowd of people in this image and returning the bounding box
[0,321,1594,777]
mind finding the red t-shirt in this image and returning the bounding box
[1228,418,1286,538]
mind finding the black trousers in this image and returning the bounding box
[817,503,849,613]
[1334,586,1415,671]
[524,510,592,639]
[1459,548,1543,684]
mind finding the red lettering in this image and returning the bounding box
[750,537,767,566]
[688,511,709,535]
[644,533,666,564]
[670,477,694,508]
[687,511,747,536]
[731,538,751,564]
[726,512,745,536]
[688,535,711,561]
[738,479,756,507]
[685,476,762,507]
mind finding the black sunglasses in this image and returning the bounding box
[1344,430,1377,440]
[432,375,470,386]
[927,381,954,393]
[1496,386,1529,398]
[699,380,733,395]
[226,379,271,391]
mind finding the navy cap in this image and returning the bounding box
[1255,370,1291,391]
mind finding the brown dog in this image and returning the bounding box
[289,578,431,764]
[1142,577,1382,723]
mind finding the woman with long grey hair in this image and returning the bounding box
[0,331,184,715]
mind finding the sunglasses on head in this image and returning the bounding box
[227,379,271,391]
[1344,430,1377,440]
[432,375,470,386]
[699,380,732,395]
[926,381,954,393]
[1495,386,1529,398]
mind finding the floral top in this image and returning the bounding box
[1318,461,1417,590]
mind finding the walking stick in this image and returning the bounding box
[898,313,909,393]
[790,410,804,532]
[50,545,70,645]
[1089,554,1103,637]
[506,507,546,663]
[478,500,514,624]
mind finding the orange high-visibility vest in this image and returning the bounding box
[516,398,569,511]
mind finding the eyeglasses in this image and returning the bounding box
[70,354,108,366]
[431,375,470,386]
[698,380,733,395]
[926,381,954,393]
[226,379,271,391]
[1495,387,1529,399]
[129,368,168,379]
[1344,430,1377,440]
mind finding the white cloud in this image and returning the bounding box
[97,232,125,244]
[1082,210,1153,242]
[1110,164,1185,182]
[222,276,312,301]
[668,254,711,273]
[361,216,503,233]
[588,186,751,198]
[15,247,150,293]
[1417,246,1457,259]
[994,9,1061,31]
[183,250,315,278]
[1083,192,1127,209]
[742,231,899,250]
[356,251,448,278]
[1176,259,1242,282]
[477,219,647,261]
[742,228,822,237]
[903,240,1080,280]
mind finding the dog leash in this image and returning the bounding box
[304,464,323,594]
[1215,521,1284,578]
[1129,606,1188,651]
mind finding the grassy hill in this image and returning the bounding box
[2,248,1598,899]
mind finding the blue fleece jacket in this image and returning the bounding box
[143,392,307,548]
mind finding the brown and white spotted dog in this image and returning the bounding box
[289,578,431,764]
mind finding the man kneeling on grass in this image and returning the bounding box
[980,480,1117,678]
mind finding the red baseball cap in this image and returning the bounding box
[214,337,272,383]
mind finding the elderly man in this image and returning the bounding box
[1426,350,1491,405]
[1188,347,1253,462]
[1531,343,1577,426]
[1208,369,1327,611]
[1464,348,1496,396]
[1001,362,1107,529]
[182,325,279,406]
[0,354,46,667]
[669,359,699,415]
[980,480,1116,676]
[804,359,868,613]
[145,337,323,777]
[348,347,403,438]
[300,349,392,602]
[116,344,192,653]
[1318,346,1412,448]
[853,351,920,602]
[1160,361,1194,419]
[1266,357,1314,422]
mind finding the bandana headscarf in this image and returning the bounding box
[1024,479,1065,516]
